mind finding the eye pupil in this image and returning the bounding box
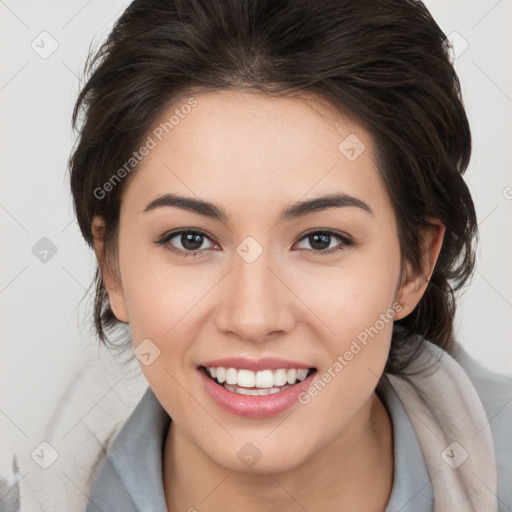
[310,233,330,251]
[182,232,203,251]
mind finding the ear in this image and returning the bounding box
[92,216,129,323]
[394,218,446,321]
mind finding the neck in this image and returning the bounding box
[163,391,394,512]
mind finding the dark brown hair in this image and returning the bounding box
[68,0,477,375]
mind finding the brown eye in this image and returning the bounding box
[156,229,217,257]
[294,230,353,255]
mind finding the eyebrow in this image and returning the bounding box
[143,192,374,222]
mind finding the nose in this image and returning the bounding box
[214,245,296,344]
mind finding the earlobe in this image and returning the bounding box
[394,218,446,321]
[91,216,129,323]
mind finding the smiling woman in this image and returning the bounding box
[2,0,511,511]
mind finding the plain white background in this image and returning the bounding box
[1,0,511,475]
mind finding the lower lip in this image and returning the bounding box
[197,367,317,419]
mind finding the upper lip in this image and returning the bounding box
[200,357,315,372]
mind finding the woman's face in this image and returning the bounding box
[100,89,415,473]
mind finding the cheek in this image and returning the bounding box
[302,239,401,400]
[299,243,400,342]
[117,235,199,354]
[293,262,400,443]
[122,270,203,360]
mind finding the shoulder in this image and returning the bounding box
[449,341,512,510]
[450,341,512,426]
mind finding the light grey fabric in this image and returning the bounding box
[86,387,169,512]
[0,351,149,512]
[377,375,435,511]
[449,343,512,511]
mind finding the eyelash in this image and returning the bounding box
[155,229,354,258]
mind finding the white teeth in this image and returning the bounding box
[286,369,297,384]
[224,383,293,395]
[206,366,312,388]
[273,368,288,386]
[255,370,273,388]
[238,369,256,388]
[215,367,226,383]
[297,369,309,381]
[225,368,238,385]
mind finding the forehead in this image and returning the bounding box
[121,89,391,221]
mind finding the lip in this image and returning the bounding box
[197,366,317,419]
[200,356,312,372]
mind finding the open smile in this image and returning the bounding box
[197,362,318,418]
